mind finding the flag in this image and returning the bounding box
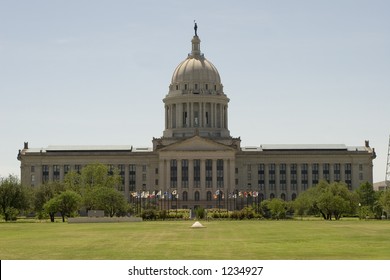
[215,190,220,196]
[252,191,258,197]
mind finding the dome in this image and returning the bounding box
[171,56,221,85]
[169,35,223,93]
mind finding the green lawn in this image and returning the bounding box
[1,219,389,260]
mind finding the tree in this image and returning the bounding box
[356,182,376,207]
[33,181,65,219]
[63,163,123,212]
[379,189,390,218]
[267,198,287,220]
[293,180,358,220]
[0,175,31,221]
[90,187,128,217]
[44,190,82,222]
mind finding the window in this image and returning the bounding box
[194,191,200,201]
[182,160,188,188]
[194,159,200,187]
[206,191,212,201]
[290,164,297,190]
[345,163,352,189]
[31,166,35,173]
[323,163,330,182]
[75,165,82,174]
[118,165,125,190]
[258,164,265,190]
[269,164,276,186]
[42,165,49,183]
[334,163,341,181]
[217,159,224,188]
[170,160,177,188]
[142,165,147,172]
[205,159,212,188]
[280,164,286,189]
[129,164,136,191]
[301,164,308,189]
[64,165,70,175]
[53,165,60,181]
[312,163,319,185]
[182,191,188,201]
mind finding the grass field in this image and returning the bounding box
[1,219,389,260]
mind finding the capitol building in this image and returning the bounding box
[18,26,376,210]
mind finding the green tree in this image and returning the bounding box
[33,181,65,219]
[64,163,123,212]
[0,175,31,221]
[90,187,128,217]
[44,190,82,222]
[80,163,121,189]
[267,198,287,220]
[379,189,390,218]
[294,180,358,220]
[356,182,376,207]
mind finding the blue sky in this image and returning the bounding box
[1,0,389,182]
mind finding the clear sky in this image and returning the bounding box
[1,0,389,183]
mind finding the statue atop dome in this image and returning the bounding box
[194,21,198,36]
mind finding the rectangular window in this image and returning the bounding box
[334,163,341,182]
[42,165,49,183]
[205,159,212,188]
[217,159,224,188]
[312,163,319,185]
[280,164,286,186]
[53,165,60,181]
[194,159,201,188]
[258,164,265,188]
[31,166,35,173]
[301,164,308,188]
[170,160,177,188]
[323,163,330,182]
[75,165,82,174]
[345,163,352,189]
[269,164,276,186]
[182,160,189,188]
[64,165,70,175]
[118,164,125,191]
[290,164,297,190]
[129,164,136,191]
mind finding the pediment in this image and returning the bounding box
[159,136,235,152]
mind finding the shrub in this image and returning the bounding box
[195,207,205,219]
